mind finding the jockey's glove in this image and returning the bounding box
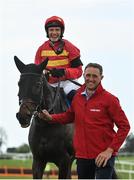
[51,68,65,78]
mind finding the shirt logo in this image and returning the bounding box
[90,109,101,112]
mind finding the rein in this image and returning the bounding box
[45,68,82,87]
[47,81,61,113]
[68,79,82,87]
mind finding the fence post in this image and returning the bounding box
[20,167,24,175]
[4,166,8,175]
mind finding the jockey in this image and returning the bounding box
[34,16,83,103]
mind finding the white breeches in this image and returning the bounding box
[49,79,80,95]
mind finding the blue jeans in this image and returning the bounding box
[76,156,115,179]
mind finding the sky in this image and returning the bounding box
[0,0,134,151]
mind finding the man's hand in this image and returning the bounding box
[38,109,52,121]
[51,68,65,78]
[95,147,113,167]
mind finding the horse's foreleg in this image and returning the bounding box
[58,154,73,179]
[32,158,46,179]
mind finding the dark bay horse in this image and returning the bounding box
[14,56,74,179]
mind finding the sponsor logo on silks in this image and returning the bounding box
[90,109,101,112]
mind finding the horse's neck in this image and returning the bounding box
[42,78,54,110]
[42,77,68,113]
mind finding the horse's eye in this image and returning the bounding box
[32,82,42,95]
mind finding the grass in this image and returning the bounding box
[0,176,32,179]
[0,159,32,168]
[0,159,77,171]
[0,156,133,169]
[116,155,134,162]
[115,155,134,179]
[0,156,133,179]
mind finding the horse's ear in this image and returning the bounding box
[14,56,25,73]
[38,57,49,72]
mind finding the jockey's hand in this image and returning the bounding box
[95,147,114,167]
[51,68,65,78]
[38,109,52,121]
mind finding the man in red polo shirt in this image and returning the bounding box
[38,62,130,179]
[34,16,83,103]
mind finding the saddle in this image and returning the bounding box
[52,87,69,114]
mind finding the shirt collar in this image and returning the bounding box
[81,88,95,100]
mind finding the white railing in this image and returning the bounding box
[115,160,134,179]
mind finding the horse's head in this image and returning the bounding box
[14,56,48,128]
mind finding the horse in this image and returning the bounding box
[14,56,75,179]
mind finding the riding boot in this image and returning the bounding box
[67,90,76,104]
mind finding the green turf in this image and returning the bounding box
[0,156,133,179]
[0,159,32,168]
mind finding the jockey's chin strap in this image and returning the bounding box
[49,39,65,55]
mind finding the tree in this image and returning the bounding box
[120,133,134,153]
[0,127,7,153]
[16,143,30,153]
[7,143,30,153]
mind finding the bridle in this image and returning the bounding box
[19,73,45,118]
[19,72,61,119]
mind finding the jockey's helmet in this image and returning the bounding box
[45,16,65,38]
